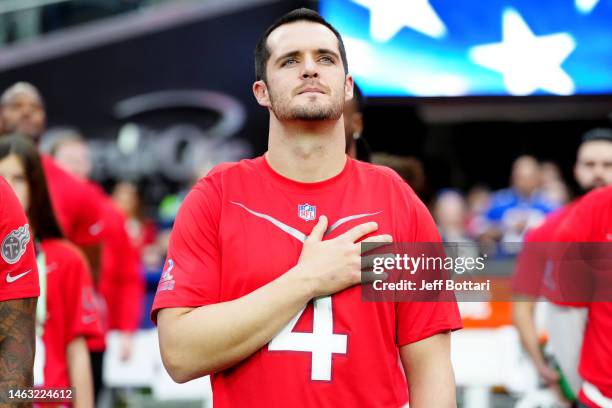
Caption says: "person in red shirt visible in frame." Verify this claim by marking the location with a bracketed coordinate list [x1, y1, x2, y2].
[513, 128, 612, 400]
[0, 82, 105, 275]
[0, 176, 39, 395]
[154, 8, 461, 408]
[47, 131, 144, 401]
[0, 135, 100, 407]
[551, 186, 612, 408]
[1, 82, 109, 402]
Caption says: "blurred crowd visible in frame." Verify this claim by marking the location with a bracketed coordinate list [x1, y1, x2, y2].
[2, 79, 609, 322]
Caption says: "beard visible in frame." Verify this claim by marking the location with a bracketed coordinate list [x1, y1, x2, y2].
[4, 120, 42, 143]
[268, 85, 344, 122]
[579, 179, 606, 196]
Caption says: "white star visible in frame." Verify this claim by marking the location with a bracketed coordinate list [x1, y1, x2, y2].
[575, 0, 600, 14]
[469, 8, 576, 96]
[352, 0, 447, 42]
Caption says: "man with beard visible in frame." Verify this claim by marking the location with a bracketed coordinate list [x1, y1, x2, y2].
[153, 8, 461, 408]
[513, 128, 612, 403]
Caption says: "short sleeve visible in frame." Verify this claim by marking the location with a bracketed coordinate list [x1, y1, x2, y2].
[393, 181, 462, 347]
[512, 228, 547, 298]
[151, 178, 222, 324]
[0, 177, 39, 301]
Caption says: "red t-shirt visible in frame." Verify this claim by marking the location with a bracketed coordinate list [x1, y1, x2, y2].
[152, 156, 462, 408]
[513, 202, 578, 302]
[86, 183, 143, 352]
[554, 186, 612, 406]
[39, 239, 102, 388]
[41, 156, 104, 246]
[0, 177, 39, 301]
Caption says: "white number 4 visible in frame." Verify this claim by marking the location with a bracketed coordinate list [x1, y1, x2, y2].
[268, 296, 347, 381]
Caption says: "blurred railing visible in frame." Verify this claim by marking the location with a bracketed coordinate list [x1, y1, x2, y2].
[0, 0, 185, 45]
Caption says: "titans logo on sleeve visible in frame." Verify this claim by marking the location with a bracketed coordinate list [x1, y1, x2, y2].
[2, 223, 31, 265]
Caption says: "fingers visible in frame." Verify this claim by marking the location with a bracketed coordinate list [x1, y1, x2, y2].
[361, 253, 395, 270]
[361, 270, 388, 284]
[307, 215, 328, 242]
[343, 221, 379, 243]
[361, 234, 393, 243]
[360, 235, 393, 257]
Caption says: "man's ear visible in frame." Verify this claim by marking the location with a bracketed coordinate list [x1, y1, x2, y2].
[253, 80, 271, 108]
[344, 74, 354, 102]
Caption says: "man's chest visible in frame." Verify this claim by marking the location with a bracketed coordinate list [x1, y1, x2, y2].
[216, 191, 393, 299]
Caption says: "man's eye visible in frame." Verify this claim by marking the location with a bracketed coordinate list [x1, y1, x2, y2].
[319, 56, 334, 64]
[283, 58, 297, 66]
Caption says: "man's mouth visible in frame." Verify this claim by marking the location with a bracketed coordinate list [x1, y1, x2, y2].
[298, 87, 325, 95]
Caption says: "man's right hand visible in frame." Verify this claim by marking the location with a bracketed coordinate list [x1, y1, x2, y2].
[293, 215, 392, 298]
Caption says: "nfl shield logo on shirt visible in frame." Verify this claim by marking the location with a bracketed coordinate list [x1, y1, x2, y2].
[298, 204, 316, 221]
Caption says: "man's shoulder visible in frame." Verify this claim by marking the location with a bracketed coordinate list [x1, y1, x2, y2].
[41, 238, 86, 265]
[199, 157, 261, 181]
[352, 159, 409, 186]
[578, 186, 612, 211]
[185, 158, 262, 207]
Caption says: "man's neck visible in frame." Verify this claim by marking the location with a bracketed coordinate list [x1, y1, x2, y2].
[266, 116, 347, 183]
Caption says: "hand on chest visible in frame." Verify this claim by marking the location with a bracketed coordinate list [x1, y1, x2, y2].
[220, 200, 389, 293]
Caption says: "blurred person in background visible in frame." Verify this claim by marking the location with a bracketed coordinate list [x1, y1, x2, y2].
[49, 130, 144, 403]
[371, 152, 428, 199]
[0, 176, 39, 397]
[343, 82, 370, 162]
[111, 181, 159, 269]
[482, 155, 556, 255]
[540, 161, 571, 207]
[0, 135, 98, 408]
[513, 128, 612, 405]
[552, 186, 612, 408]
[433, 189, 477, 246]
[0, 82, 105, 285]
[432, 189, 480, 275]
[465, 184, 492, 240]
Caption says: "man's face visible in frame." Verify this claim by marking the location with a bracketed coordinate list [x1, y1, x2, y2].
[0, 154, 30, 212]
[575, 140, 612, 192]
[511, 157, 541, 196]
[257, 21, 352, 122]
[1, 91, 46, 141]
[53, 141, 92, 180]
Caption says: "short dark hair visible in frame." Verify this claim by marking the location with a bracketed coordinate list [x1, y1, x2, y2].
[254, 8, 349, 82]
[582, 127, 612, 144]
[0, 135, 64, 241]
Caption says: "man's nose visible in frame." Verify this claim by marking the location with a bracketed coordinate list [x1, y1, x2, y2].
[301, 57, 319, 79]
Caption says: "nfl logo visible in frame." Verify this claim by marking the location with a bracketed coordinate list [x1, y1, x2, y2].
[298, 204, 316, 221]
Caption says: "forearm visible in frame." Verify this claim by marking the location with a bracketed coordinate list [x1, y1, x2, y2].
[66, 337, 94, 408]
[158, 265, 314, 382]
[513, 301, 546, 368]
[0, 298, 36, 407]
[407, 359, 456, 407]
[401, 333, 456, 408]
